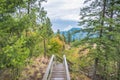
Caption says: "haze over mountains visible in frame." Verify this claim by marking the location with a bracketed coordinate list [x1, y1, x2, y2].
[60, 28, 87, 41]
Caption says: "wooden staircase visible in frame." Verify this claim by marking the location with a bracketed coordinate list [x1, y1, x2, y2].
[42, 55, 70, 80]
[51, 63, 66, 80]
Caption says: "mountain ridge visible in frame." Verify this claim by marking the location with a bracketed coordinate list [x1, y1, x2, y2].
[60, 28, 87, 41]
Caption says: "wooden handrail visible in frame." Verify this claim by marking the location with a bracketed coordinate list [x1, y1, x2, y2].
[42, 55, 55, 80]
[42, 55, 71, 80]
[63, 55, 71, 80]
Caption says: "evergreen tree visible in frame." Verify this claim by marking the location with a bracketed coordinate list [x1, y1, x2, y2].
[57, 29, 60, 34]
[62, 32, 66, 43]
[67, 31, 71, 45]
[38, 7, 53, 57]
[78, 0, 120, 79]
[0, 0, 53, 79]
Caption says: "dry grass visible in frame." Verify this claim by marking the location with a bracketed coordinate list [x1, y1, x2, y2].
[0, 56, 49, 80]
[19, 56, 49, 80]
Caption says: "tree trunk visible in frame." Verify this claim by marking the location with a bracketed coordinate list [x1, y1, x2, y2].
[100, 0, 106, 37]
[93, 58, 99, 80]
[109, 0, 114, 39]
[101, 0, 107, 80]
[27, 0, 30, 14]
[43, 38, 46, 57]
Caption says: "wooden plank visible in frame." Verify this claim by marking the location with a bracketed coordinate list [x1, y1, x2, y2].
[51, 74, 66, 78]
[50, 78, 66, 80]
[50, 63, 66, 79]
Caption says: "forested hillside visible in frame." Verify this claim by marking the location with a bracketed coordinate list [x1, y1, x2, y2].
[77, 0, 120, 80]
[0, 0, 54, 79]
[0, 0, 120, 80]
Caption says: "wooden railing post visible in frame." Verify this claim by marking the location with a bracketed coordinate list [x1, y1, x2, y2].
[42, 55, 55, 80]
[63, 55, 71, 80]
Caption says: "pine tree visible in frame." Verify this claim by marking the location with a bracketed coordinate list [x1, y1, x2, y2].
[62, 32, 66, 43]
[38, 7, 53, 57]
[78, 0, 120, 79]
[57, 29, 60, 34]
[67, 31, 71, 45]
[0, 0, 53, 79]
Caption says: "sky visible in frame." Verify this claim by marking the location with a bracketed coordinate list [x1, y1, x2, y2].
[42, 0, 84, 32]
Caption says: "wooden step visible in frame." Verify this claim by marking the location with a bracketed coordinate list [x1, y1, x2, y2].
[50, 63, 66, 79]
[53, 68, 65, 72]
[52, 71, 65, 72]
[51, 78, 66, 80]
[51, 76, 66, 78]
[52, 72, 65, 74]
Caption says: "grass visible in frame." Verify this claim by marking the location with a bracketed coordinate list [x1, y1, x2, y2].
[19, 56, 49, 80]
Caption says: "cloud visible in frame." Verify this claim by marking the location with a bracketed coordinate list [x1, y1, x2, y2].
[42, 0, 84, 21]
[60, 14, 80, 21]
[51, 19, 78, 32]
[63, 25, 73, 31]
[41, 0, 85, 32]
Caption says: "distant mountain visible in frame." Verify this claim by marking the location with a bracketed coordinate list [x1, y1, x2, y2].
[60, 28, 87, 41]
[69, 28, 81, 32]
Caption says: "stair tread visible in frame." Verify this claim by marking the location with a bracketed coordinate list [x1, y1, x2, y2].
[51, 78, 65, 80]
[50, 63, 66, 79]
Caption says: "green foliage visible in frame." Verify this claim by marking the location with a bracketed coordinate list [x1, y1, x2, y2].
[48, 37, 63, 54]
[0, 0, 24, 14]
[0, 36, 29, 69]
[71, 40, 81, 47]
[0, 0, 53, 79]
[67, 31, 71, 45]
[78, 0, 120, 79]
[39, 17, 53, 39]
